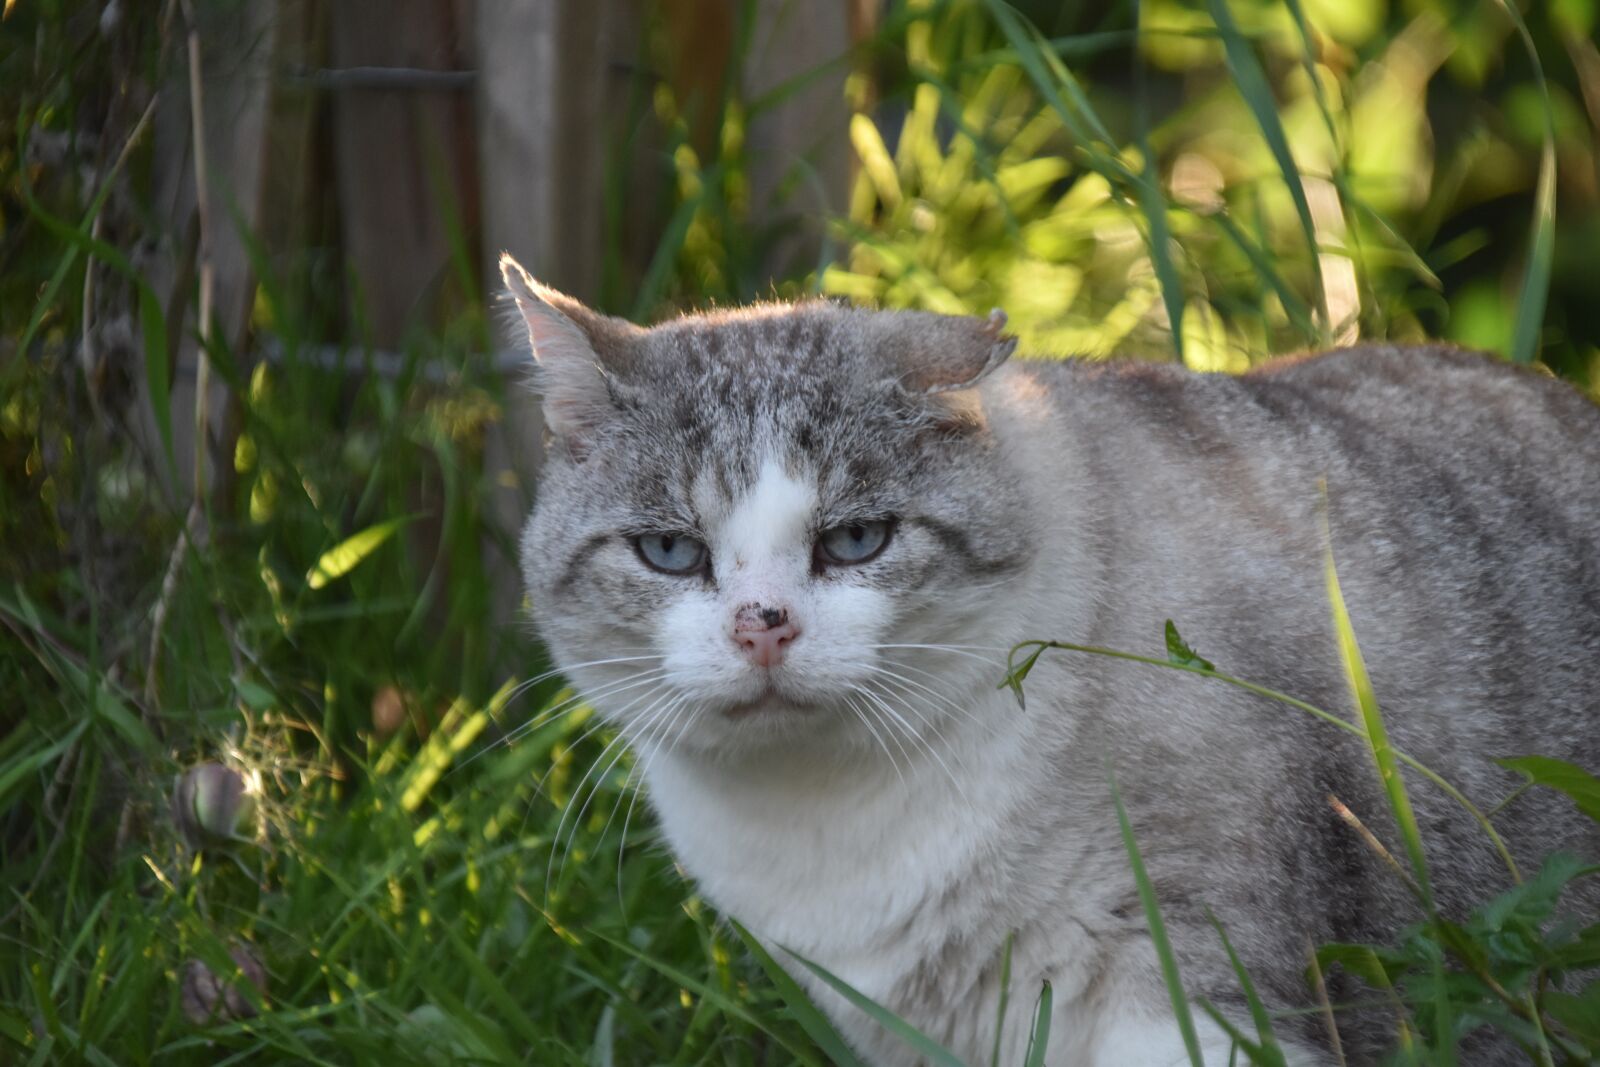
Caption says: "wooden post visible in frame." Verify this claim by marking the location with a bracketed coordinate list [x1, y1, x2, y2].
[475, 0, 641, 630]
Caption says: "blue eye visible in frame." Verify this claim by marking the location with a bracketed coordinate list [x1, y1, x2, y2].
[817, 520, 892, 566]
[635, 533, 707, 575]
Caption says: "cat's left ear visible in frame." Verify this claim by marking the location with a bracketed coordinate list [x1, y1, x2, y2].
[500, 253, 643, 457]
[886, 308, 1018, 395]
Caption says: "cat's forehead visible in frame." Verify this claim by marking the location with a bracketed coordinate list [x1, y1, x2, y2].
[616, 309, 908, 478]
[641, 303, 875, 400]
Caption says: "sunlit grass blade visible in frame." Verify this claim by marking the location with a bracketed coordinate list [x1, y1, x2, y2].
[1131, 0, 1188, 363]
[1207, 0, 1327, 345]
[1322, 541, 1458, 1064]
[1321, 546, 1430, 906]
[978, 0, 1193, 366]
[1110, 767, 1206, 1067]
[730, 920, 870, 1067]
[306, 515, 418, 590]
[784, 944, 967, 1067]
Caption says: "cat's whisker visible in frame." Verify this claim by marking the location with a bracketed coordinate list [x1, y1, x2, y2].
[570, 694, 685, 893]
[450, 698, 596, 777]
[843, 691, 906, 785]
[519, 677, 673, 826]
[499, 653, 666, 707]
[612, 695, 694, 910]
[546, 688, 682, 901]
[859, 669, 973, 768]
[857, 681, 969, 802]
[505, 652, 668, 700]
[861, 661, 978, 727]
[869, 642, 1009, 653]
[495, 669, 671, 751]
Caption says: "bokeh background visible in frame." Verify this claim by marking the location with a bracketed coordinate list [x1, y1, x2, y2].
[2, 0, 1597, 1062]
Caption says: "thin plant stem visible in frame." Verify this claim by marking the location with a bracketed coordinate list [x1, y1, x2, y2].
[1003, 640, 1522, 883]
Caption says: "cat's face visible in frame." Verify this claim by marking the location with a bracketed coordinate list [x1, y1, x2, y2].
[504, 255, 1034, 756]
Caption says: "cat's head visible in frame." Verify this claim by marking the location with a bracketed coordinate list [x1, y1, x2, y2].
[503, 254, 1035, 756]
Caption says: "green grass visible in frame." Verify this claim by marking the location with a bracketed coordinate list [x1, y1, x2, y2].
[4, 0, 1600, 1063]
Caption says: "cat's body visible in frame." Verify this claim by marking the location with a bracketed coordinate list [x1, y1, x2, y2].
[501, 254, 1600, 1066]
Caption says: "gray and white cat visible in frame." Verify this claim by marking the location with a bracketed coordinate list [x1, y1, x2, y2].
[500, 253, 1600, 1066]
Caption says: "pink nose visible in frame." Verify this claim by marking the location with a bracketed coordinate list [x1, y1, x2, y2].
[733, 605, 800, 668]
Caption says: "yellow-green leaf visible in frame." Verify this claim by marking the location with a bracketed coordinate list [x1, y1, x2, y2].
[306, 516, 414, 590]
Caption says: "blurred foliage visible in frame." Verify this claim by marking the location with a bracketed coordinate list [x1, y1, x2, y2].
[826, 0, 1598, 379]
[654, 0, 1600, 383]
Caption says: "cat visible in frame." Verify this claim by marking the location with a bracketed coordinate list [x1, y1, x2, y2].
[499, 252, 1600, 1066]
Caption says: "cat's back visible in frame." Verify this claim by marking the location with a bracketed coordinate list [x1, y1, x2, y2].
[1025, 343, 1600, 526]
[1243, 343, 1600, 476]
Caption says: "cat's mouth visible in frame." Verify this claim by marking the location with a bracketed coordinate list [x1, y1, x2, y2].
[720, 687, 818, 719]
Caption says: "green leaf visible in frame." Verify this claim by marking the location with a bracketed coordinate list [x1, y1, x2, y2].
[1544, 984, 1600, 1045]
[1165, 620, 1215, 672]
[1022, 981, 1052, 1067]
[783, 946, 967, 1067]
[729, 920, 870, 1067]
[306, 516, 416, 590]
[999, 642, 1047, 710]
[1111, 768, 1206, 1067]
[1497, 756, 1600, 824]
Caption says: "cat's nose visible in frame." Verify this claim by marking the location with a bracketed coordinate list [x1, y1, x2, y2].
[732, 604, 800, 668]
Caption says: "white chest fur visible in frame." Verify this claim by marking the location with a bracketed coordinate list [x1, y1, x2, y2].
[644, 693, 1046, 1061]
[642, 692, 1322, 1067]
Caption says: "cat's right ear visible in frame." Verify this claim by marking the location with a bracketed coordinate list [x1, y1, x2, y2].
[500, 253, 641, 458]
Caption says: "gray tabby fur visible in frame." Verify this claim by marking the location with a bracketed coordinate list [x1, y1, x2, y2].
[502, 254, 1600, 1066]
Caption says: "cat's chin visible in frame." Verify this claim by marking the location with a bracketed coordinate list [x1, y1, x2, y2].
[718, 691, 821, 720]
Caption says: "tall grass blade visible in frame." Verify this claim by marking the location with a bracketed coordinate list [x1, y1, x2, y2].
[1206, 0, 1327, 344]
[138, 287, 176, 474]
[1206, 910, 1286, 1067]
[1110, 768, 1206, 1067]
[630, 185, 708, 324]
[1321, 548, 1431, 905]
[1323, 542, 1456, 1064]
[1494, 0, 1557, 365]
[1022, 980, 1052, 1067]
[729, 920, 870, 1067]
[991, 931, 1015, 1067]
[589, 929, 827, 1066]
[785, 945, 967, 1067]
[1133, 1, 1188, 362]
